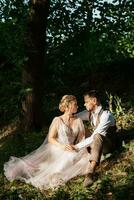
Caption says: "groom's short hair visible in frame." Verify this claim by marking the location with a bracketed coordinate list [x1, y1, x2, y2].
[84, 90, 101, 102]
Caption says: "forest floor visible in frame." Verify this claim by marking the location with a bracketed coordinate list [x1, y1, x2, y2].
[0, 99, 134, 200]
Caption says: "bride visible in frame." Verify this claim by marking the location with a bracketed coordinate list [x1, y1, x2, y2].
[4, 95, 90, 190]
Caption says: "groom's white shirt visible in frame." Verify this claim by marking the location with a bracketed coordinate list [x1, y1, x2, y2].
[76, 105, 115, 149]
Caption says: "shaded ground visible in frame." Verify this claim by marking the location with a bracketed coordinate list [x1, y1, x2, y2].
[0, 107, 134, 200]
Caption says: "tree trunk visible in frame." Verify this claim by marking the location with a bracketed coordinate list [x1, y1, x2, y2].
[22, 0, 50, 131]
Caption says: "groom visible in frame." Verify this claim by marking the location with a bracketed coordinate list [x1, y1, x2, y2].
[76, 90, 117, 187]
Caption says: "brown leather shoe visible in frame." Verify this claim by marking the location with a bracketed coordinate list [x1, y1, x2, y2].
[83, 173, 93, 187]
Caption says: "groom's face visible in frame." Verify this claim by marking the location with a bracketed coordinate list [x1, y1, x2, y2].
[84, 95, 97, 111]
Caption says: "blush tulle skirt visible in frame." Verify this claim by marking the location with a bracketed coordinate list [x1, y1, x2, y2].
[4, 143, 90, 190]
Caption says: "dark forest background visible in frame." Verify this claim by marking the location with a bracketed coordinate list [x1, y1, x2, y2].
[0, 0, 133, 130]
[0, 1, 134, 199]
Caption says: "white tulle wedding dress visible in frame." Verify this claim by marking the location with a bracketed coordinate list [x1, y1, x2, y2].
[4, 117, 90, 190]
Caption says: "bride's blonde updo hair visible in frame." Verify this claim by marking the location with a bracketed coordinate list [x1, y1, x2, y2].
[59, 95, 77, 112]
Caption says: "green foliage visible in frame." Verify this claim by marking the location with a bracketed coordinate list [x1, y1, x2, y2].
[105, 92, 134, 130]
[51, 188, 70, 199]
[106, 92, 125, 117]
[46, 0, 134, 90]
[95, 176, 114, 200]
[116, 29, 134, 58]
[0, 0, 28, 69]
[0, 0, 133, 71]
[0, 65, 21, 127]
[0, 0, 134, 126]
[47, 0, 95, 48]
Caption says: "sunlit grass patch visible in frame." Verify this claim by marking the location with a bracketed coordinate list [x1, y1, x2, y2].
[0, 103, 134, 199]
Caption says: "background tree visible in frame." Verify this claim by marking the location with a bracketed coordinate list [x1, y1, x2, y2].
[0, 0, 133, 127]
[22, 0, 50, 130]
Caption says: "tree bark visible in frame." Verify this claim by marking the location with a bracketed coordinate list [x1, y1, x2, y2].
[22, 0, 50, 131]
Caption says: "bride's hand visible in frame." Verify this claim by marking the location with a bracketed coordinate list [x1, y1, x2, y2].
[61, 144, 75, 151]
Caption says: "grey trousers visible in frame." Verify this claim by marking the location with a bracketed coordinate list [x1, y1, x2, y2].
[85, 129, 116, 164]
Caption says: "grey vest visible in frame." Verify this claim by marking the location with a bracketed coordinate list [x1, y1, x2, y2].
[89, 108, 116, 136]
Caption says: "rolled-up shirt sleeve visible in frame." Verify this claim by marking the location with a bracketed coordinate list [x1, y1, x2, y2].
[75, 111, 115, 150]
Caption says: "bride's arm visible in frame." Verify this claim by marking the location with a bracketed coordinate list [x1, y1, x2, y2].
[48, 122, 74, 151]
[71, 118, 86, 151]
[48, 125, 62, 148]
[73, 118, 92, 151]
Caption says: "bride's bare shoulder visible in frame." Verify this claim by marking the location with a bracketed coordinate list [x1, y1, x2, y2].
[75, 117, 84, 125]
[73, 116, 82, 122]
[51, 116, 61, 123]
[52, 116, 63, 122]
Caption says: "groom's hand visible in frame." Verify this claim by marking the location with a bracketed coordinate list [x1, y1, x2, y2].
[71, 145, 79, 152]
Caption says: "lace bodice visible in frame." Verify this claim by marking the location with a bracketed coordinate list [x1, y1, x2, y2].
[48, 117, 85, 145]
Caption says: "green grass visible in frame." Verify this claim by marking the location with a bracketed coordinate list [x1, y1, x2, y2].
[0, 107, 134, 200]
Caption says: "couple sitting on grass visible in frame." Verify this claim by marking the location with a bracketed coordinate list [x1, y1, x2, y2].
[4, 90, 117, 190]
